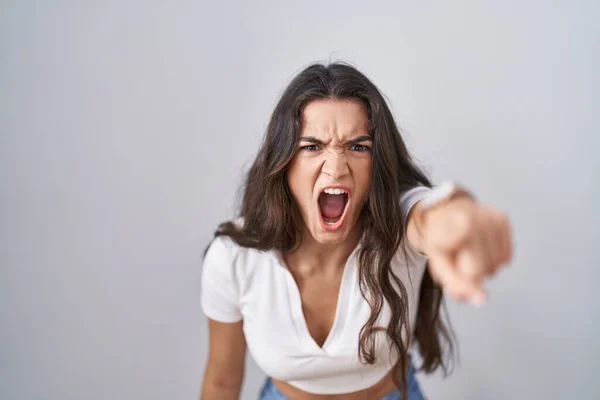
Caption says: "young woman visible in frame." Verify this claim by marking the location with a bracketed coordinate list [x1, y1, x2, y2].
[200, 63, 512, 400]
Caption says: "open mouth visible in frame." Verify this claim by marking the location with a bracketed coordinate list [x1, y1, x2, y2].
[318, 187, 350, 230]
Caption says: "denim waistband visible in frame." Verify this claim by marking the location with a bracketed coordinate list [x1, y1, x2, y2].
[258, 357, 425, 400]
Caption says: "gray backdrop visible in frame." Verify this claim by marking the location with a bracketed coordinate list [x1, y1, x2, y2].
[1, 1, 598, 399]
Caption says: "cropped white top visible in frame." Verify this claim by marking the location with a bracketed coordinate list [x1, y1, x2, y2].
[201, 187, 430, 394]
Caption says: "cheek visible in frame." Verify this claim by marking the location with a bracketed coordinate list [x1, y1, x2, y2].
[353, 159, 372, 194]
[287, 159, 317, 206]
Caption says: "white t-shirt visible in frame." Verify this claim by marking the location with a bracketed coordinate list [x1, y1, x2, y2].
[201, 187, 431, 394]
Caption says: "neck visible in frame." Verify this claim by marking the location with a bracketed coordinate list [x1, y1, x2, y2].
[284, 224, 362, 275]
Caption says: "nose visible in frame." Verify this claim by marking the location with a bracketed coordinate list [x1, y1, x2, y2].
[321, 150, 350, 179]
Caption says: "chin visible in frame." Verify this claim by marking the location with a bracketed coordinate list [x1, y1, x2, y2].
[310, 226, 351, 245]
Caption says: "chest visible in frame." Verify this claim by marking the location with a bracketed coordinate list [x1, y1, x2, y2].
[236, 249, 426, 382]
[293, 271, 343, 348]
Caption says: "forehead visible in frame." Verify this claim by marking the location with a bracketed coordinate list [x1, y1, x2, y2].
[301, 98, 369, 140]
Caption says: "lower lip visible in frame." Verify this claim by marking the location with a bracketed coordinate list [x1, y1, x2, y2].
[318, 198, 350, 232]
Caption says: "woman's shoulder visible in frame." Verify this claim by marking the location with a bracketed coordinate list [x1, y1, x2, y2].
[205, 233, 235, 255]
[205, 233, 252, 266]
[203, 230, 279, 300]
[204, 220, 275, 273]
[205, 217, 247, 257]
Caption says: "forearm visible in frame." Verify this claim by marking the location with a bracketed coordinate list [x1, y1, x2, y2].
[400, 186, 431, 253]
[403, 183, 476, 255]
[200, 366, 244, 400]
[200, 382, 241, 400]
[405, 199, 427, 254]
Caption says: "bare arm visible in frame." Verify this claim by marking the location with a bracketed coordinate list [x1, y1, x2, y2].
[200, 318, 246, 400]
[405, 184, 474, 255]
[406, 199, 432, 254]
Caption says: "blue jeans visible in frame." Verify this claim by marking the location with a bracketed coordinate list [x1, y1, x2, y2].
[258, 359, 425, 400]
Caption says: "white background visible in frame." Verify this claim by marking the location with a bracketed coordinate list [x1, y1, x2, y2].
[1, 1, 598, 399]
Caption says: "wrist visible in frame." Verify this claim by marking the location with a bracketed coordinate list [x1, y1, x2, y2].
[420, 182, 475, 210]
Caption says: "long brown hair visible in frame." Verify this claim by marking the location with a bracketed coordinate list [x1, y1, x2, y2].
[211, 62, 455, 394]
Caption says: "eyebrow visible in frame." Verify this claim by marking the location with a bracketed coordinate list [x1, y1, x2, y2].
[299, 135, 373, 145]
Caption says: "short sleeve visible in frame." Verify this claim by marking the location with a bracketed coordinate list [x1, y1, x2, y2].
[400, 186, 431, 231]
[200, 236, 243, 323]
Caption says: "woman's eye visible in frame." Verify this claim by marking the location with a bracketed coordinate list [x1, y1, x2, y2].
[350, 144, 371, 152]
[301, 145, 319, 152]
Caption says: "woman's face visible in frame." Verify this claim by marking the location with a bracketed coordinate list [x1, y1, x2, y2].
[287, 98, 373, 245]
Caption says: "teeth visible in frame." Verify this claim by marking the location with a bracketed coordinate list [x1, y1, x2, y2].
[323, 188, 348, 195]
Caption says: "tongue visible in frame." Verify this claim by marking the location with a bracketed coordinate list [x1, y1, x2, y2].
[319, 194, 345, 219]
